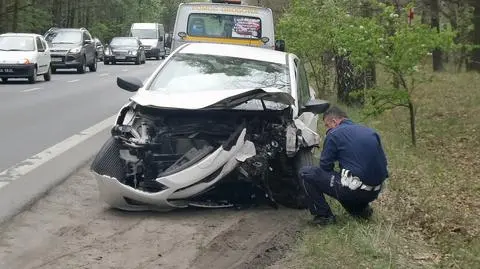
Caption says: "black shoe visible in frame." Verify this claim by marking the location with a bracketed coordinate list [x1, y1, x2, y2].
[310, 215, 336, 226]
[352, 206, 373, 220]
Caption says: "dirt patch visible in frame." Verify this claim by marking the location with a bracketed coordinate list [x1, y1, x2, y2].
[0, 162, 304, 269]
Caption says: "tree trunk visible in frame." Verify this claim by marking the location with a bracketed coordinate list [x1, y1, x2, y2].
[468, 2, 480, 71]
[12, 0, 19, 32]
[431, 0, 444, 71]
[408, 100, 416, 146]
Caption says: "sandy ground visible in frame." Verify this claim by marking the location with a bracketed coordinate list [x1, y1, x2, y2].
[0, 162, 305, 269]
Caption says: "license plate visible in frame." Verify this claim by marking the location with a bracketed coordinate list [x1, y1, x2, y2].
[52, 57, 63, 62]
[0, 68, 14, 73]
[116, 56, 126, 60]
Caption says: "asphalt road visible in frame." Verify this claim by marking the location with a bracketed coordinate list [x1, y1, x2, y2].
[0, 60, 161, 172]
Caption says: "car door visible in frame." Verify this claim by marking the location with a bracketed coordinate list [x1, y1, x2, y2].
[294, 57, 318, 133]
[35, 37, 48, 74]
[41, 37, 51, 70]
[83, 31, 94, 63]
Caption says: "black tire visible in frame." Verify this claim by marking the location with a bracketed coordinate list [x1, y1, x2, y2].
[43, 65, 52, 81]
[1, 78, 7, 83]
[51, 67, 57, 74]
[292, 148, 315, 209]
[89, 56, 97, 72]
[28, 68, 37, 84]
[135, 56, 140, 65]
[104, 61, 109, 65]
[77, 56, 86, 74]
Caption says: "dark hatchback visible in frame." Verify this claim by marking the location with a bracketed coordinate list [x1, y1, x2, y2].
[104, 37, 146, 65]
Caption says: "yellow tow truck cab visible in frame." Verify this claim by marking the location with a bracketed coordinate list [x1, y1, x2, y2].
[171, 0, 285, 52]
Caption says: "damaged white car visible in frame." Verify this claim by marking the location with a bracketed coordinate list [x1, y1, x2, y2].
[90, 43, 330, 211]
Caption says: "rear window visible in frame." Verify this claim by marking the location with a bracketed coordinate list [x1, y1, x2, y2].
[187, 13, 262, 39]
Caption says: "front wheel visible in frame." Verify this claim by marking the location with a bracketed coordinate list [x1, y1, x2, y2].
[77, 56, 86, 74]
[28, 68, 37, 84]
[89, 56, 97, 72]
[43, 65, 52, 81]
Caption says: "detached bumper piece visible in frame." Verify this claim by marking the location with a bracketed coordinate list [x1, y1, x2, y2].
[0, 64, 35, 78]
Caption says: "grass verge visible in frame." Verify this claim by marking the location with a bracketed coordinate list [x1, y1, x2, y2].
[274, 69, 480, 269]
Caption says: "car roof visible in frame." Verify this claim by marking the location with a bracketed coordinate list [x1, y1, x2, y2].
[0, 33, 41, 38]
[177, 43, 288, 65]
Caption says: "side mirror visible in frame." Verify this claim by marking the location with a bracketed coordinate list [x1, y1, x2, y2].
[84, 40, 92, 45]
[275, 40, 285, 52]
[117, 76, 143, 92]
[299, 99, 330, 115]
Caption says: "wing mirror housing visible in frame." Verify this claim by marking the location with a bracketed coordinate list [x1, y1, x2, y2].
[275, 39, 285, 52]
[299, 99, 330, 115]
[117, 76, 143, 92]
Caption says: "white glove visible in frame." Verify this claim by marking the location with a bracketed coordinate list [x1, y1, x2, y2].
[340, 168, 362, 190]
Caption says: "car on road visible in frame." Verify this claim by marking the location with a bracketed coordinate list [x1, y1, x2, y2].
[0, 33, 52, 84]
[103, 37, 146, 65]
[129, 23, 166, 60]
[91, 42, 329, 212]
[94, 37, 105, 61]
[44, 27, 97, 74]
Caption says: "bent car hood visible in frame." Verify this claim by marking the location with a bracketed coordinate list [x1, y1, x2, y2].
[130, 88, 295, 110]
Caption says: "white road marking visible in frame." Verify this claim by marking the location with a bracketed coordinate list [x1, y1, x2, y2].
[22, 87, 41, 92]
[99, 73, 109, 77]
[67, 79, 80, 83]
[0, 114, 117, 183]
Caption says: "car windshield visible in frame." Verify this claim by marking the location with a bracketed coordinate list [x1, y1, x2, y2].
[131, 29, 157, 39]
[187, 13, 262, 39]
[148, 53, 290, 93]
[45, 31, 82, 44]
[110, 38, 138, 46]
[0, 36, 35, 51]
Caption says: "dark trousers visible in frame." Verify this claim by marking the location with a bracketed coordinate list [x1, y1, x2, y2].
[298, 166, 381, 217]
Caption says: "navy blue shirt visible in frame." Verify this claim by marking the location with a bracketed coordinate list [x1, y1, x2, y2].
[319, 119, 389, 185]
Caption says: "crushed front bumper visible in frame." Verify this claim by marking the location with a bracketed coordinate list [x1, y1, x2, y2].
[92, 128, 256, 211]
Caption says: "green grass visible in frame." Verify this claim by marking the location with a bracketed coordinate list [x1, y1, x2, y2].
[280, 68, 480, 268]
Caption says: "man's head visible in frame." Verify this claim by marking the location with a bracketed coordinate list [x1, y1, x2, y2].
[323, 106, 348, 130]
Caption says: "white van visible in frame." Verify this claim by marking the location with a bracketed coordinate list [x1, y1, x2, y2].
[130, 23, 166, 59]
[171, 1, 285, 52]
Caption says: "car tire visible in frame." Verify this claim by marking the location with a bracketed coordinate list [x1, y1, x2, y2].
[43, 65, 52, 81]
[135, 56, 140, 65]
[1, 78, 7, 83]
[77, 56, 86, 74]
[51, 67, 57, 74]
[28, 68, 37, 84]
[89, 56, 97, 72]
[104, 60, 109, 65]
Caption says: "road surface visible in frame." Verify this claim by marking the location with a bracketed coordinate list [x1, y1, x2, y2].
[0, 61, 160, 172]
[0, 163, 303, 269]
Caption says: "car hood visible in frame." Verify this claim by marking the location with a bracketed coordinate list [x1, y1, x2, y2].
[0, 51, 37, 64]
[130, 88, 295, 110]
[139, 39, 158, 47]
[110, 46, 138, 51]
[48, 42, 82, 50]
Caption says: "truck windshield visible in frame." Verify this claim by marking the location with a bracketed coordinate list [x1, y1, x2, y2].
[187, 13, 262, 39]
[131, 29, 157, 39]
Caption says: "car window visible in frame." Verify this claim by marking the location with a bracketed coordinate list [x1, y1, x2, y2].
[148, 53, 290, 93]
[83, 32, 91, 42]
[0, 36, 35, 51]
[187, 13, 262, 39]
[131, 29, 157, 39]
[45, 31, 82, 44]
[294, 58, 310, 106]
[36, 37, 44, 51]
